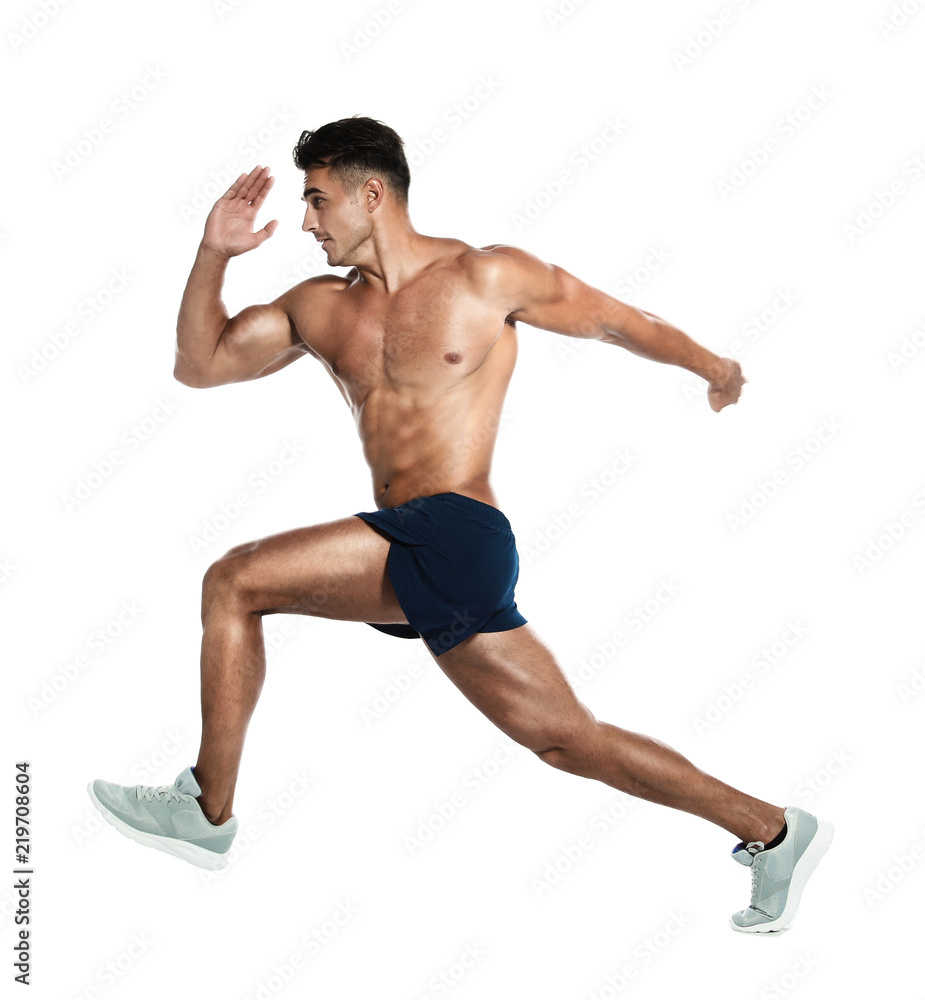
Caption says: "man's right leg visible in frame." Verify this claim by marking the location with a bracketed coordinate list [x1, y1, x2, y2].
[193, 515, 407, 824]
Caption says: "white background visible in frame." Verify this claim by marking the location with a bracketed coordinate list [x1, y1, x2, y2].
[3, 0, 924, 996]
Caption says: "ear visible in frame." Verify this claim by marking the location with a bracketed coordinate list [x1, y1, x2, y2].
[362, 176, 386, 213]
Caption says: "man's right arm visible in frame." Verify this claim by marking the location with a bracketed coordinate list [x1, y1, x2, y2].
[174, 242, 308, 388]
[174, 164, 310, 389]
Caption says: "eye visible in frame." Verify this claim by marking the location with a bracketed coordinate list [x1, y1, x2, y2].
[314, 198, 324, 207]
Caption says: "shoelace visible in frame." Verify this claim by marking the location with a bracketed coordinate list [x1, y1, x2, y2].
[748, 850, 774, 917]
[136, 785, 184, 804]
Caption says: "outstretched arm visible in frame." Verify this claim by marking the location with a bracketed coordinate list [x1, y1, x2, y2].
[486, 245, 745, 412]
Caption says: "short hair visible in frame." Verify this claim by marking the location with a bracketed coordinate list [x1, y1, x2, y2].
[292, 115, 410, 205]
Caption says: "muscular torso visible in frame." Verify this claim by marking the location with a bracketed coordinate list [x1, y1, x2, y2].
[287, 238, 516, 510]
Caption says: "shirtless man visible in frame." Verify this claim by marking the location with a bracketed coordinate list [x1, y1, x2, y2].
[89, 116, 831, 931]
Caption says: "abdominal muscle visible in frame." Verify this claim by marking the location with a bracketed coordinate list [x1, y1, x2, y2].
[358, 372, 508, 510]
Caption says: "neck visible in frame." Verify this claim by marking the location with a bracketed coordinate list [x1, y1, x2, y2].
[352, 216, 435, 293]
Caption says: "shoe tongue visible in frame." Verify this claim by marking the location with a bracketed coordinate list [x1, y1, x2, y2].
[174, 767, 201, 797]
[731, 840, 764, 865]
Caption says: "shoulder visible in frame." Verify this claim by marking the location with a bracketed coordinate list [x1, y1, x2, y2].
[452, 242, 555, 296]
[273, 270, 355, 319]
[272, 271, 356, 312]
[453, 244, 611, 333]
[267, 272, 357, 356]
[450, 243, 566, 320]
[457, 241, 548, 274]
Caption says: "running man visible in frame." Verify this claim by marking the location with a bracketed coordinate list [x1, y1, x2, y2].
[89, 116, 831, 931]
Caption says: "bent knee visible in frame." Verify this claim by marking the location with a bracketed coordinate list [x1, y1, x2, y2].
[202, 543, 262, 602]
[534, 745, 575, 770]
[221, 540, 261, 561]
[516, 716, 600, 762]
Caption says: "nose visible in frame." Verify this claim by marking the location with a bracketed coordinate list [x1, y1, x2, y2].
[301, 206, 317, 234]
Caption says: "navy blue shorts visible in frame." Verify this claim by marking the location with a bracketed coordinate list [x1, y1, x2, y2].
[354, 491, 527, 656]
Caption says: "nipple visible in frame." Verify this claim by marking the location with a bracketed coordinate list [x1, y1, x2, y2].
[444, 351, 462, 364]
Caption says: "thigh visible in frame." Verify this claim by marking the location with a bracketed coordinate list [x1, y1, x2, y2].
[426, 623, 597, 750]
[212, 515, 409, 624]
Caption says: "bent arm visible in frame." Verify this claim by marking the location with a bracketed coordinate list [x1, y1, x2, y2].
[174, 243, 308, 388]
[491, 245, 729, 385]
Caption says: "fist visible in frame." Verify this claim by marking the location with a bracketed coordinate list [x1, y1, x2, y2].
[707, 358, 746, 412]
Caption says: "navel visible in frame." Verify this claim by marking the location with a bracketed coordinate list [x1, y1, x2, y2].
[444, 351, 462, 364]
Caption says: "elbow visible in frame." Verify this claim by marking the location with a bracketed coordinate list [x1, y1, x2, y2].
[173, 362, 216, 389]
[173, 346, 221, 388]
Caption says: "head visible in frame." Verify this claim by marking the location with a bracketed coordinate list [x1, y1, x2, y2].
[292, 116, 411, 266]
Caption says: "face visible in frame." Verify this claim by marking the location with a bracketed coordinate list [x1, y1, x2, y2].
[300, 166, 372, 268]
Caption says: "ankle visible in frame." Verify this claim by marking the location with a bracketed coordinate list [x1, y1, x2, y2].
[197, 798, 229, 825]
[748, 806, 787, 845]
[205, 807, 233, 826]
[190, 766, 231, 824]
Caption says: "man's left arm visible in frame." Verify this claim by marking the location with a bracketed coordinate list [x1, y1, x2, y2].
[484, 245, 745, 412]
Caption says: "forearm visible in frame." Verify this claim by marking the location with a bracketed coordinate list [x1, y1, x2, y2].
[603, 308, 726, 384]
[175, 243, 232, 377]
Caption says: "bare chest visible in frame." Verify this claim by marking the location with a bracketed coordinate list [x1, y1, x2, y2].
[314, 279, 509, 391]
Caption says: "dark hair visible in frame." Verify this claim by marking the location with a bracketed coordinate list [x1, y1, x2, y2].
[292, 115, 410, 205]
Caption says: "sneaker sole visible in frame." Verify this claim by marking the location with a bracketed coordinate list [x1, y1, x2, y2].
[729, 819, 834, 933]
[87, 783, 231, 871]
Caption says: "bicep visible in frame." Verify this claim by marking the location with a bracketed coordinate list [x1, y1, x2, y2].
[491, 245, 647, 343]
[206, 301, 309, 385]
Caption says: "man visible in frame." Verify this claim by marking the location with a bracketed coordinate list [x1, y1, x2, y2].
[88, 116, 831, 932]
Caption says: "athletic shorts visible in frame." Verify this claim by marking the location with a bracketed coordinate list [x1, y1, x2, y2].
[354, 491, 527, 657]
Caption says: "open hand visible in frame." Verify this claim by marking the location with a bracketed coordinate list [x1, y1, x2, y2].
[707, 358, 746, 412]
[202, 165, 278, 258]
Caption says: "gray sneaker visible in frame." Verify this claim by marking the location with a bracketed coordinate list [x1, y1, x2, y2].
[730, 805, 833, 932]
[87, 766, 237, 870]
